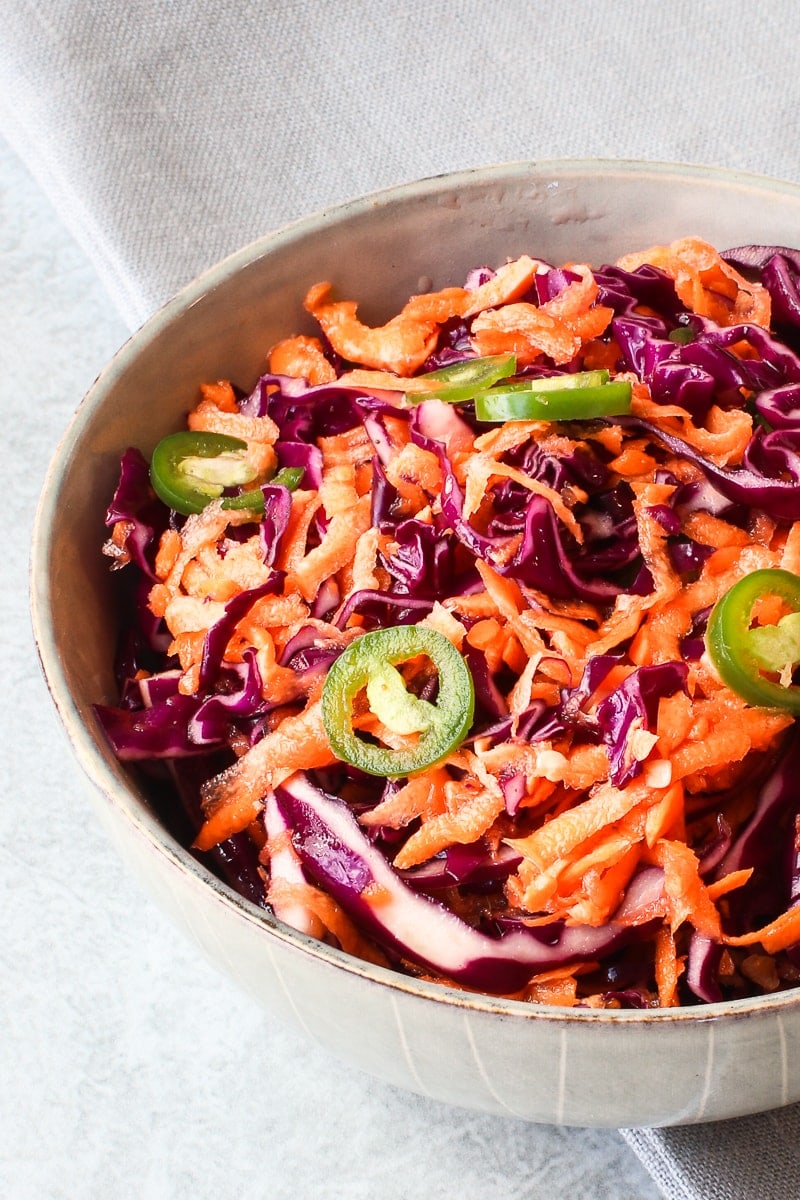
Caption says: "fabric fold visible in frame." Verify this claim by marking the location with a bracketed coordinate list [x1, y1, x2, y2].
[623, 1108, 800, 1200]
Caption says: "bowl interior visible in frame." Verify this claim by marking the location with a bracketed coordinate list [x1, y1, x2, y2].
[31, 157, 800, 1027]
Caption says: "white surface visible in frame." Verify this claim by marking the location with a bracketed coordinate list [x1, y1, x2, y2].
[1, 136, 661, 1200]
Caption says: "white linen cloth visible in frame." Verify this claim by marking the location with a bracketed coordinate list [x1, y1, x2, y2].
[5, 2, 800, 1195]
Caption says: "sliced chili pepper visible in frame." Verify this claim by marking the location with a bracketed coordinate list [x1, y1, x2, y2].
[473, 372, 631, 423]
[706, 568, 800, 710]
[150, 432, 302, 516]
[272, 466, 305, 490]
[321, 625, 475, 777]
[408, 353, 517, 403]
[220, 465, 305, 511]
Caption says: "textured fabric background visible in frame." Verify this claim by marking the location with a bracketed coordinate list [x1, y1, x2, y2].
[3, 1, 800, 329]
[5, 3, 800, 1196]
[625, 1109, 800, 1199]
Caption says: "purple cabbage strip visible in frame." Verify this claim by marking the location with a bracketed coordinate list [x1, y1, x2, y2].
[668, 539, 714, 577]
[754, 382, 800, 429]
[333, 588, 434, 630]
[188, 650, 264, 745]
[310, 577, 340, 621]
[612, 865, 666, 923]
[198, 572, 283, 689]
[723, 247, 800, 344]
[535, 266, 581, 304]
[744, 426, 800, 491]
[421, 326, 474, 370]
[378, 518, 458, 598]
[685, 934, 724, 1004]
[137, 670, 183, 707]
[612, 316, 673, 378]
[595, 262, 684, 323]
[370, 457, 400, 527]
[697, 814, 733, 879]
[95, 648, 268, 760]
[558, 654, 620, 726]
[274, 440, 323, 490]
[559, 658, 689, 786]
[468, 699, 565, 751]
[274, 773, 653, 994]
[410, 410, 623, 602]
[112, 579, 171, 688]
[595, 662, 689, 787]
[399, 843, 523, 893]
[279, 625, 344, 672]
[462, 643, 509, 722]
[274, 626, 345, 697]
[258, 484, 293, 568]
[695, 319, 800, 384]
[95, 692, 218, 760]
[499, 770, 527, 816]
[104, 447, 167, 579]
[613, 314, 786, 425]
[717, 728, 800, 936]
[614, 414, 800, 522]
[241, 372, 363, 438]
[507, 495, 623, 601]
[723, 245, 800, 274]
[762, 252, 800, 335]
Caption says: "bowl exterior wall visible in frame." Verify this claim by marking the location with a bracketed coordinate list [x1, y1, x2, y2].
[32, 160, 800, 1126]
[86, 770, 800, 1127]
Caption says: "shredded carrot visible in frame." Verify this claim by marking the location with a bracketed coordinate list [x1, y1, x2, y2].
[525, 971, 580, 1007]
[725, 904, 800, 954]
[267, 878, 388, 964]
[268, 334, 337, 384]
[199, 379, 238, 412]
[187, 398, 280, 448]
[616, 237, 771, 328]
[647, 839, 721, 939]
[393, 783, 506, 870]
[706, 868, 754, 902]
[195, 698, 336, 849]
[288, 495, 372, 602]
[508, 777, 654, 875]
[654, 925, 683, 1008]
[359, 768, 450, 829]
[154, 528, 182, 579]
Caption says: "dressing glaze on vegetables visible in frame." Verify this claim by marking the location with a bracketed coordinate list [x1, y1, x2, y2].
[97, 237, 800, 1009]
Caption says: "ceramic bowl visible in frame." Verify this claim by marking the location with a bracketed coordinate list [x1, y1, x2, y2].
[31, 160, 800, 1127]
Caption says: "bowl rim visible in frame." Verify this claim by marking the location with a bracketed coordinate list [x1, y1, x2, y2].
[31, 155, 800, 1026]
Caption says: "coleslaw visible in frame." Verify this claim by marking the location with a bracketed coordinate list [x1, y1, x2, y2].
[97, 236, 800, 1008]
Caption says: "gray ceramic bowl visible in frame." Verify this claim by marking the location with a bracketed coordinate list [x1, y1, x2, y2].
[31, 160, 800, 1127]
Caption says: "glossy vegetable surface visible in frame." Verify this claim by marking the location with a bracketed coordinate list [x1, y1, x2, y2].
[96, 237, 800, 1008]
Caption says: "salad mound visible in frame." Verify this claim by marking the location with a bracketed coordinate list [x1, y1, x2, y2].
[98, 236, 800, 1008]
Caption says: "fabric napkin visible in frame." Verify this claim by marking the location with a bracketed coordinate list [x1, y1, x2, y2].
[4, 0, 800, 330]
[6, 2, 800, 1196]
[624, 1111, 800, 1200]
